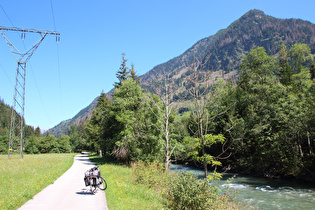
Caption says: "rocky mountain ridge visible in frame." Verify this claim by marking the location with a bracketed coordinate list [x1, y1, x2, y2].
[48, 9, 315, 136]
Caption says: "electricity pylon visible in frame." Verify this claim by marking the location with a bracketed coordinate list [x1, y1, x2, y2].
[0, 26, 60, 159]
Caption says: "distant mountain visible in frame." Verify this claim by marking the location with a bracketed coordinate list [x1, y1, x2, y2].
[141, 9, 315, 91]
[48, 97, 98, 136]
[48, 9, 315, 137]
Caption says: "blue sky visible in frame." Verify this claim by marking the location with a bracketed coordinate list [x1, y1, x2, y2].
[0, 0, 314, 130]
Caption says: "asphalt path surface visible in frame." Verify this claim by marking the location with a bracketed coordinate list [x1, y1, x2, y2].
[19, 154, 108, 210]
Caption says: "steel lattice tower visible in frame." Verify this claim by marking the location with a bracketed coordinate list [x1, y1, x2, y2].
[0, 26, 60, 159]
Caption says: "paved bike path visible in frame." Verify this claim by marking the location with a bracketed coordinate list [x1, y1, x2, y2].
[19, 153, 108, 210]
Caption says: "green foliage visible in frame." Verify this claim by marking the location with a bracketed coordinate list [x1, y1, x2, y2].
[24, 135, 40, 154]
[23, 130, 85, 155]
[85, 43, 314, 180]
[132, 161, 169, 190]
[188, 134, 225, 168]
[58, 135, 72, 153]
[165, 172, 239, 210]
[130, 161, 241, 210]
[112, 78, 146, 161]
[0, 100, 84, 155]
[166, 172, 215, 209]
[49, 10, 315, 142]
[87, 62, 163, 163]
[114, 53, 140, 88]
[0, 132, 8, 154]
[229, 44, 315, 177]
[86, 92, 117, 154]
[0, 100, 37, 154]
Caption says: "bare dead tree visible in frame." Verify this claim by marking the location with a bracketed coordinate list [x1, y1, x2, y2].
[186, 59, 212, 177]
[148, 73, 176, 171]
[186, 59, 240, 177]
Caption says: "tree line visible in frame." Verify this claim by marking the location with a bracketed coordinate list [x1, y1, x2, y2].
[0, 100, 90, 154]
[1, 43, 314, 180]
[86, 43, 314, 179]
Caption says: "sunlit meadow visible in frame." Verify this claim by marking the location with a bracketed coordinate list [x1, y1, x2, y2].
[0, 153, 75, 209]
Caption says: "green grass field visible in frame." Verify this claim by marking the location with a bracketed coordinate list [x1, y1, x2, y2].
[0, 153, 243, 210]
[0, 153, 75, 210]
[89, 154, 165, 210]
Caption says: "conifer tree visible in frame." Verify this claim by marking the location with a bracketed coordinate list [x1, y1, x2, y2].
[114, 52, 129, 88]
[129, 63, 141, 84]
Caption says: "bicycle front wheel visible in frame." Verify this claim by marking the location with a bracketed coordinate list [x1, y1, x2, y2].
[97, 176, 107, 190]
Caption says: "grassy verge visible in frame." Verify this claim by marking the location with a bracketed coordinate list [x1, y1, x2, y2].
[89, 154, 164, 209]
[89, 154, 246, 209]
[0, 153, 76, 210]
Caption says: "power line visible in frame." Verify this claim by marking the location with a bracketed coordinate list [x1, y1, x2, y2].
[28, 62, 52, 126]
[56, 44, 63, 119]
[0, 63, 14, 87]
[50, 0, 57, 31]
[0, 4, 14, 27]
[50, 0, 64, 120]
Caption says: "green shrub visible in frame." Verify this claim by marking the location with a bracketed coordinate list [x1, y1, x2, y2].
[131, 161, 248, 209]
[165, 172, 221, 209]
[132, 162, 244, 209]
[132, 161, 169, 191]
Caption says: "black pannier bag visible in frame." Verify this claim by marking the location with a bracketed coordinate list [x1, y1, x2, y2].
[84, 167, 101, 186]
[84, 171, 91, 186]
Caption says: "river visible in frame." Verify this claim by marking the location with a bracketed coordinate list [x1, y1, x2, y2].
[170, 164, 315, 209]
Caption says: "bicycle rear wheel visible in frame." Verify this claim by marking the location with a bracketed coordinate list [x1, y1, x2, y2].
[90, 185, 98, 194]
[97, 176, 107, 190]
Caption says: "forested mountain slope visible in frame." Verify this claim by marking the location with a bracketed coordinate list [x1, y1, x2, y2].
[141, 9, 315, 90]
[49, 9, 315, 136]
[0, 99, 34, 152]
[48, 97, 98, 137]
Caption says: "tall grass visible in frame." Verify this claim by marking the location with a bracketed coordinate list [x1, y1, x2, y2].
[0, 153, 75, 210]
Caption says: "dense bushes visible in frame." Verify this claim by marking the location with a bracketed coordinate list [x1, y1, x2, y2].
[133, 161, 169, 191]
[224, 44, 315, 177]
[23, 127, 90, 154]
[166, 172, 220, 209]
[132, 162, 242, 209]
[0, 125, 90, 155]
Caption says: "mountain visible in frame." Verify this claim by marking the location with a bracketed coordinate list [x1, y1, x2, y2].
[48, 97, 98, 136]
[48, 9, 315, 137]
[141, 9, 315, 89]
[0, 99, 35, 152]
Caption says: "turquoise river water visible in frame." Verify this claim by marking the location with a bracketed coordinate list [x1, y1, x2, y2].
[170, 164, 315, 209]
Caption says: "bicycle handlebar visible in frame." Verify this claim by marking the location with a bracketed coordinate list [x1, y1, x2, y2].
[89, 165, 101, 172]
